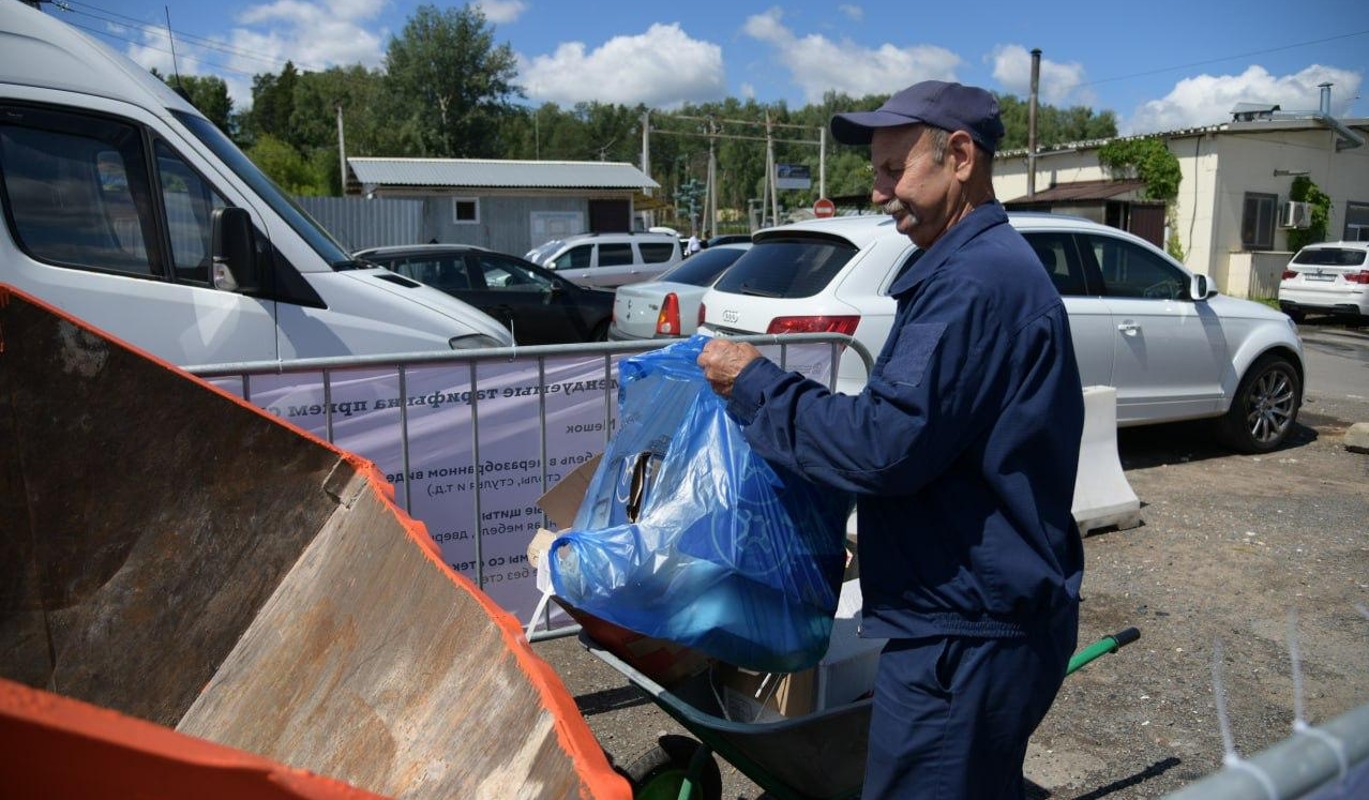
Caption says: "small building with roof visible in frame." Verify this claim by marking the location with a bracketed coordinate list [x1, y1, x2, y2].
[992, 85, 1369, 299]
[300, 157, 660, 257]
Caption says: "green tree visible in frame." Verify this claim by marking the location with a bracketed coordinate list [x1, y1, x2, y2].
[384, 4, 521, 157]
[996, 94, 1117, 151]
[245, 134, 329, 195]
[1097, 138, 1181, 201]
[1098, 138, 1185, 260]
[152, 69, 234, 137]
[245, 61, 301, 148]
[1287, 176, 1331, 251]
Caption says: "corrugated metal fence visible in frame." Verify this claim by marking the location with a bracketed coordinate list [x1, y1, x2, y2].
[296, 196, 426, 251]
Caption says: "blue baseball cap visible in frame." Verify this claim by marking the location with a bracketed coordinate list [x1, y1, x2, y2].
[830, 80, 1005, 153]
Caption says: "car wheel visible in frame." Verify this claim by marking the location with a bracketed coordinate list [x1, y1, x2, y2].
[620, 735, 722, 800]
[1215, 353, 1301, 453]
[1282, 307, 1305, 323]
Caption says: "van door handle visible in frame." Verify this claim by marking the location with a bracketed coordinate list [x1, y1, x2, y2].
[1117, 321, 1140, 336]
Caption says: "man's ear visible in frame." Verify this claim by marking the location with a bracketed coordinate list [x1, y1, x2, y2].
[948, 130, 978, 180]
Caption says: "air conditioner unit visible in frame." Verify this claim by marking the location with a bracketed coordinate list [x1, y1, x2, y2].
[1280, 200, 1311, 229]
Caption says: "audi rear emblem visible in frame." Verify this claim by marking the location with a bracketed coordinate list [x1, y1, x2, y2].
[722, 310, 740, 324]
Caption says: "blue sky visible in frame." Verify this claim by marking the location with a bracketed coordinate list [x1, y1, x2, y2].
[46, 0, 1369, 135]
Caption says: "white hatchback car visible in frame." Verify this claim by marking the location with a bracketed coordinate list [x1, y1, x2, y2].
[1277, 241, 1369, 322]
[699, 213, 1306, 453]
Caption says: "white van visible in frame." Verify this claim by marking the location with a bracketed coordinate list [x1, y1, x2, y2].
[0, 4, 512, 368]
[524, 232, 681, 288]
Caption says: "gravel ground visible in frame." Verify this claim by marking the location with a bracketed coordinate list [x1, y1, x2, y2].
[534, 343, 1369, 799]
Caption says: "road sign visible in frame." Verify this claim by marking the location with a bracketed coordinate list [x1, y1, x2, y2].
[814, 197, 835, 218]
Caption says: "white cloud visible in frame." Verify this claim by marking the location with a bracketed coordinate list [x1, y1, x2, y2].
[477, 1, 527, 24]
[518, 23, 725, 107]
[838, 4, 863, 22]
[742, 7, 959, 103]
[988, 44, 1094, 106]
[123, 0, 389, 107]
[1125, 64, 1364, 135]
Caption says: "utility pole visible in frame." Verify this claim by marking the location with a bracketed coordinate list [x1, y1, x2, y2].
[819, 125, 827, 200]
[765, 112, 778, 227]
[336, 104, 347, 196]
[1028, 48, 1041, 199]
[640, 110, 650, 197]
[706, 119, 718, 239]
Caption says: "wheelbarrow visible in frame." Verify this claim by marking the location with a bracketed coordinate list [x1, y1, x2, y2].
[586, 626, 1141, 800]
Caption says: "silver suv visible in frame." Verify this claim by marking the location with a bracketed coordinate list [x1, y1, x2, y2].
[699, 213, 1306, 453]
[525, 232, 682, 288]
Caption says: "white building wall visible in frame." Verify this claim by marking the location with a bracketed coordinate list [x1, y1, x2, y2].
[994, 123, 1369, 297]
[993, 149, 1107, 204]
[1169, 134, 1219, 275]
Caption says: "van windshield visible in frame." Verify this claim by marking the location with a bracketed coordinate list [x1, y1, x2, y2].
[172, 111, 357, 269]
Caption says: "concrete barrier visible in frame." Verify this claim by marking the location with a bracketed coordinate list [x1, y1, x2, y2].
[1072, 385, 1142, 536]
[0, 285, 628, 799]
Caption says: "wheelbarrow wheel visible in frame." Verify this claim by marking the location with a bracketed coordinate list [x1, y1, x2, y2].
[621, 734, 722, 800]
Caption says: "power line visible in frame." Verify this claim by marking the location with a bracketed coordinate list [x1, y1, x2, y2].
[62, 20, 263, 78]
[66, 0, 297, 64]
[1080, 28, 1369, 89]
[59, 1, 329, 75]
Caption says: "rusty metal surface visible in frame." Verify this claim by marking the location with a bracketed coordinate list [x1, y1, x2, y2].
[0, 288, 629, 799]
[0, 294, 345, 725]
[179, 475, 593, 798]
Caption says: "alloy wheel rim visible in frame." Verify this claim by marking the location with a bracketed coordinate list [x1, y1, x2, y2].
[1245, 368, 1296, 445]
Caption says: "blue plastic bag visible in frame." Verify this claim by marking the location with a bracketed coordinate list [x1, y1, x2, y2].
[550, 335, 854, 673]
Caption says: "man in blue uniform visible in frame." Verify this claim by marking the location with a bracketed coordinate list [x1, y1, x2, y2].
[697, 81, 1085, 798]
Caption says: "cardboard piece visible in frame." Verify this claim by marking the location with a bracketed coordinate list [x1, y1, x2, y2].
[537, 454, 602, 530]
[718, 664, 817, 723]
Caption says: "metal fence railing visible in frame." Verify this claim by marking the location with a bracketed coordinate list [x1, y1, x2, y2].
[190, 333, 872, 638]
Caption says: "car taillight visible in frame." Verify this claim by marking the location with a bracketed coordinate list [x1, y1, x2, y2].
[765, 315, 861, 336]
[1345, 271, 1369, 284]
[1281, 270, 1299, 280]
[656, 293, 681, 335]
[698, 302, 706, 328]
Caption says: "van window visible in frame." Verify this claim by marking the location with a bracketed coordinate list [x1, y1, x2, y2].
[173, 110, 353, 267]
[0, 106, 156, 276]
[599, 242, 633, 266]
[552, 245, 592, 270]
[156, 140, 226, 284]
[639, 241, 676, 263]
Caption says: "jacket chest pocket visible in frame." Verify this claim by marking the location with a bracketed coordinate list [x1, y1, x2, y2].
[878, 322, 946, 389]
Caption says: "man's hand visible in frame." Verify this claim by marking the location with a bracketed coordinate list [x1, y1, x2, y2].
[697, 338, 763, 398]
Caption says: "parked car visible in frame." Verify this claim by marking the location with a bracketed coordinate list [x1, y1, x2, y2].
[609, 243, 751, 341]
[355, 244, 614, 344]
[699, 213, 1305, 453]
[1277, 241, 1369, 322]
[525, 232, 682, 288]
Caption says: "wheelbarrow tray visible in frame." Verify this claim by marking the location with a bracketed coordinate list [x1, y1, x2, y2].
[581, 624, 1140, 800]
[581, 632, 870, 800]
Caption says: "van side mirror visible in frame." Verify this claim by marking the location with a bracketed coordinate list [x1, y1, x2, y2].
[1189, 273, 1217, 301]
[211, 207, 260, 293]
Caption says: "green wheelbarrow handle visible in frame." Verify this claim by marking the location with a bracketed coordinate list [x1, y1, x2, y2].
[1066, 627, 1141, 676]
